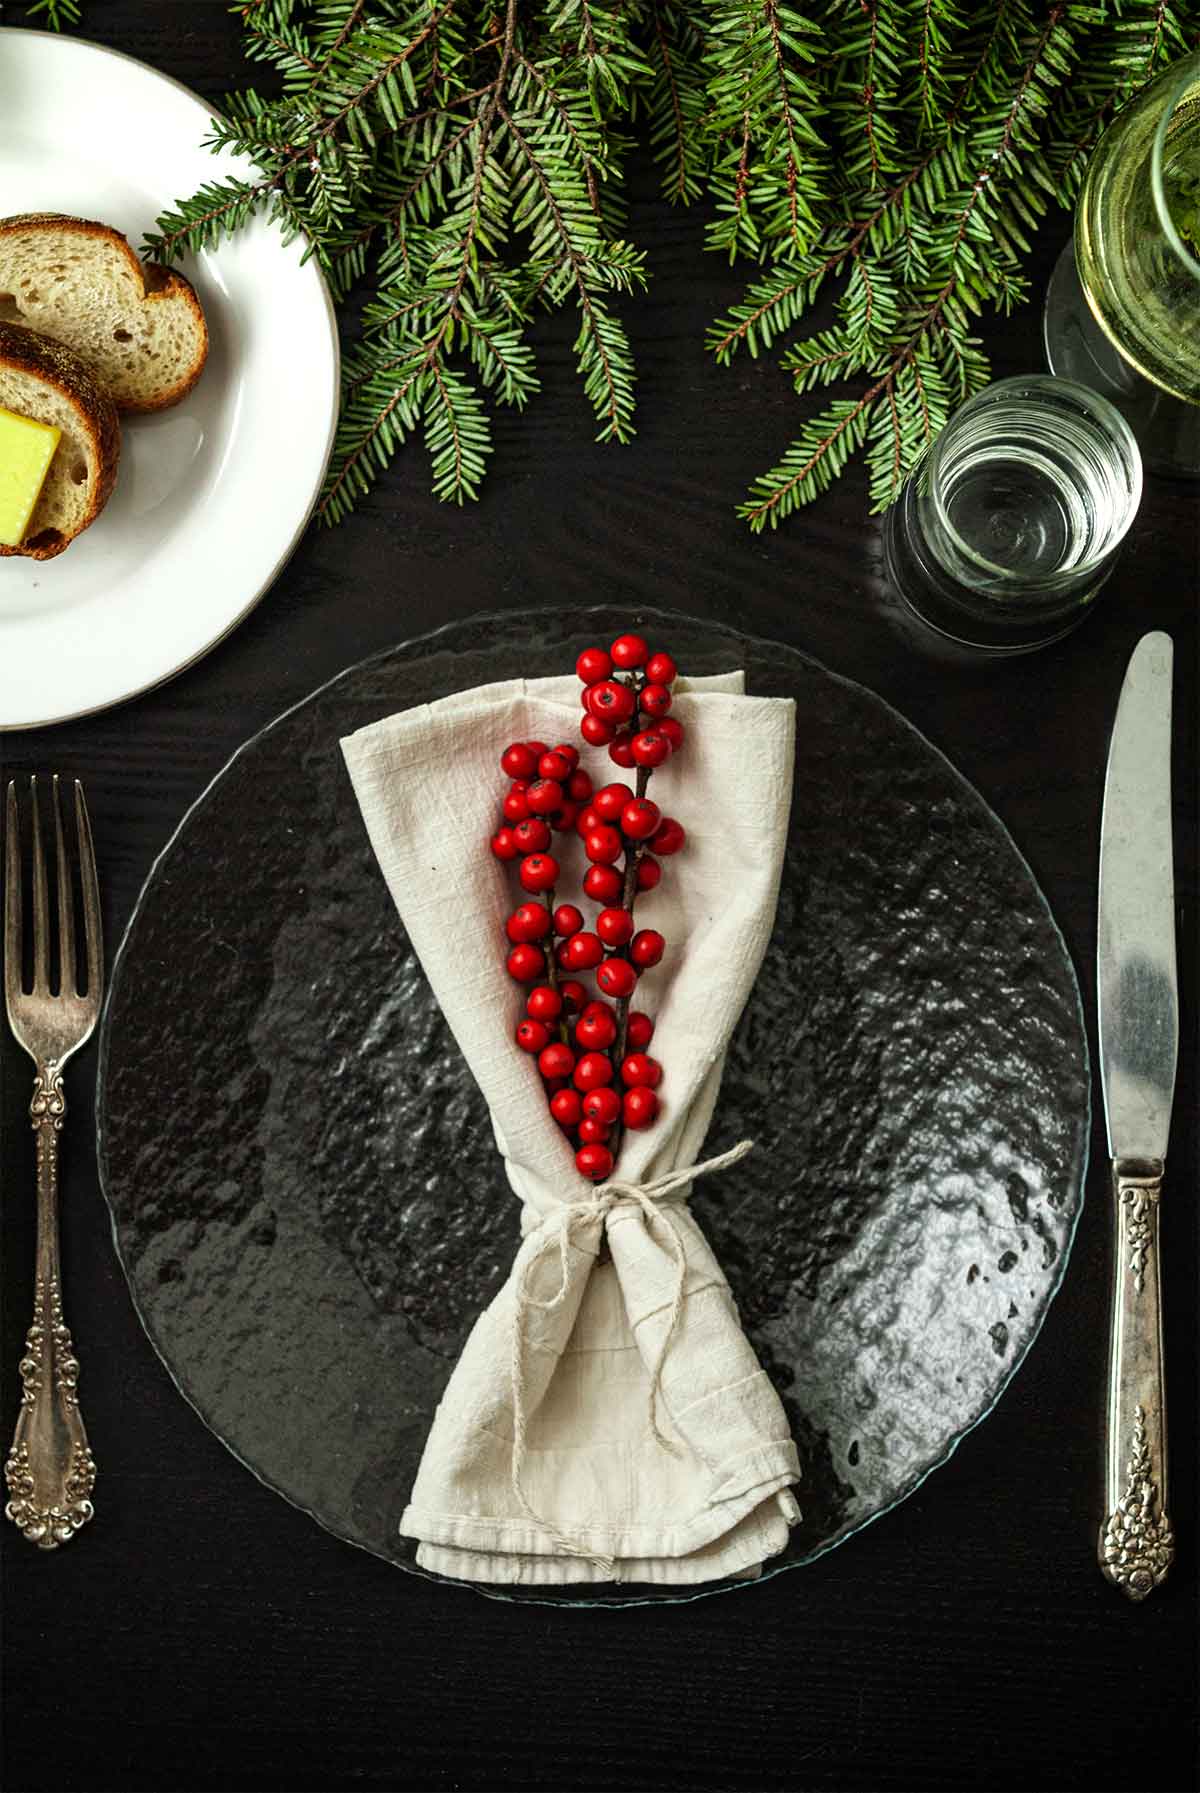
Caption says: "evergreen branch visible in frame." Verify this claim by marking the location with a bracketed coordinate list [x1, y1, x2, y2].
[512, 50, 604, 213]
[313, 0, 368, 78]
[150, 2, 459, 260]
[766, 0, 807, 250]
[153, 0, 1200, 522]
[318, 354, 428, 524]
[862, 3, 884, 184]
[740, 274, 955, 527]
[951, 4, 1067, 253]
[23, 0, 81, 27]
[651, 2, 690, 202]
[498, 97, 638, 439]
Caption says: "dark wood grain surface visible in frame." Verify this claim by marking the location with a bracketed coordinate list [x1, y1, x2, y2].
[1, 8, 1196, 1791]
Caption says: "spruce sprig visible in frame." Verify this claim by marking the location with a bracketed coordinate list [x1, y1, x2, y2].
[21, 0, 82, 26]
[144, 0, 1199, 523]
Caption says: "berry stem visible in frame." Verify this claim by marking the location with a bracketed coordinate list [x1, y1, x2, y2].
[607, 677, 651, 1165]
[612, 762, 650, 1067]
[541, 887, 570, 1045]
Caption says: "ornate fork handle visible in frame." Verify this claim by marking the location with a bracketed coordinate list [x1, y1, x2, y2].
[5, 1062, 96, 1548]
[1099, 1159, 1173, 1600]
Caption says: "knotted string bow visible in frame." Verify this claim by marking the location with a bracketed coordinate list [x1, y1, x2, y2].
[509, 1140, 755, 1575]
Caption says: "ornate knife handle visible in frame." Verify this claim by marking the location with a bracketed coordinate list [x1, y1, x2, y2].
[1099, 1158, 1172, 1600]
[5, 1066, 96, 1548]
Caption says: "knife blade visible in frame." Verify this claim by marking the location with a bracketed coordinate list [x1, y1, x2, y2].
[1096, 629, 1176, 1602]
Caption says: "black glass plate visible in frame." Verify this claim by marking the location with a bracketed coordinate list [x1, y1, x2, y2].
[96, 607, 1090, 1606]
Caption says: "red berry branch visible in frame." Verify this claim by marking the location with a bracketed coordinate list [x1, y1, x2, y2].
[490, 632, 686, 1182]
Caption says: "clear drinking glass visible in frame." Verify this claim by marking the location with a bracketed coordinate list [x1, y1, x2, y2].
[882, 375, 1143, 653]
[1044, 50, 1200, 476]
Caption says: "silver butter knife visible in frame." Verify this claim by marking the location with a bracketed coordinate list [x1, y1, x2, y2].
[1097, 630, 1177, 1601]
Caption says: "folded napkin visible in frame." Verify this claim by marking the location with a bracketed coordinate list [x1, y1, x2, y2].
[341, 670, 801, 1585]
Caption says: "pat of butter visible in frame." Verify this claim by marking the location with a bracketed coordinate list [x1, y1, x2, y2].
[0, 405, 61, 547]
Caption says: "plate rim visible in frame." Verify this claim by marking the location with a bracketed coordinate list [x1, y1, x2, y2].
[94, 602, 1093, 1608]
[0, 26, 341, 733]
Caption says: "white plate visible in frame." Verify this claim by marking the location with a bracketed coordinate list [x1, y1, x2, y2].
[0, 30, 339, 730]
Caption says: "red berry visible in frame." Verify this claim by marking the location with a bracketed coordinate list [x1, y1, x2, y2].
[567, 769, 593, 802]
[596, 907, 635, 947]
[627, 1011, 654, 1049]
[538, 751, 572, 783]
[581, 714, 615, 746]
[501, 742, 538, 779]
[491, 827, 519, 861]
[542, 1076, 568, 1097]
[507, 944, 545, 982]
[575, 1004, 618, 1050]
[552, 743, 580, 771]
[563, 931, 604, 971]
[553, 903, 584, 937]
[636, 856, 661, 891]
[503, 784, 531, 822]
[608, 735, 637, 768]
[658, 717, 684, 751]
[597, 957, 638, 999]
[576, 647, 612, 685]
[574, 1052, 614, 1091]
[516, 1019, 550, 1054]
[585, 825, 623, 865]
[551, 1089, 583, 1127]
[640, 683, 672, 718]
[632, 729, 670, 768]
[576, 1143, 614, 1181]
[527, 985, 563, 1022]
[610, 633, 649, 670]
[583, 1086, 621, 1126]
[525, 740, 549, 757]
[645, 651, 677, 685]
[650, 817, 685, 855]
[583, 863, 624, 903]
[527, 778, 564, 815]
[621, 798, 661, 841]
[623, 1086, 659, 1130]
[559, 980, 587, 1015]
[578, 1118, 611, 1145]
[576, 804, 603, 836]
[513, 817, 551, 854]
[630, 928, 665, 968]
[588, 680, 636, 724]
[538, 1042, 576, 1081]
[593, 782, 634, 823]
[551, 801, 579, 833]
[621, 1052, 662, 1088]
[519, 853, 558, 893]
[506, 902, 552, 943]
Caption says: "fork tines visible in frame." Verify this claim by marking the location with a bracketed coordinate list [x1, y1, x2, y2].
[4, 776, 102, 1023]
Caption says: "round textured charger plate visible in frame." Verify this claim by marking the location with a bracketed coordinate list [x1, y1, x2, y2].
[96, 608, 1090, 1606]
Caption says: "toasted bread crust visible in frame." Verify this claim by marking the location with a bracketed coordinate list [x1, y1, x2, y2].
[0, 212, 209, 413]
[0, 319, 120, 559]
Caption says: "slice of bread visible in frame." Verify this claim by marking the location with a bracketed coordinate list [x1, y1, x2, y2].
[0, 321, 120, 559]
[0, 213, 208, 413]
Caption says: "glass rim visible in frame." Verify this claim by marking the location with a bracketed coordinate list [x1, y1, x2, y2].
[1150, 50, 1200, 285]
[923, 375, 1144, 587]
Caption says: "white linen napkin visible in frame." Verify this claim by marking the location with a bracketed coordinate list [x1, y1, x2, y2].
[341, 669, 801, 1585]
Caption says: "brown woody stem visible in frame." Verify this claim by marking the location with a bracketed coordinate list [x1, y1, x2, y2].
[607, 677, 652, 1168]
[541, 887, 569, 1045]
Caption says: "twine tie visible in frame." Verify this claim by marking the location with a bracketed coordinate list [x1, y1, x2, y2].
[508, 1140, 755, 1575]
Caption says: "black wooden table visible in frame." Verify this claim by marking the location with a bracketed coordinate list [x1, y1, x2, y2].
[2, 9, 1197, 1791]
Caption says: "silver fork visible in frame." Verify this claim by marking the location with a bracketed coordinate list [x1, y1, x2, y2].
[4, 776, 102, 1549]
